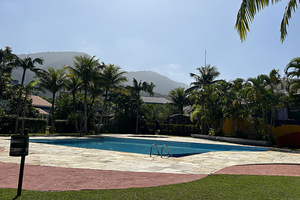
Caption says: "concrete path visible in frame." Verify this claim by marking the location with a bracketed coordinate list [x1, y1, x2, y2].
[1, 135, 300, 191]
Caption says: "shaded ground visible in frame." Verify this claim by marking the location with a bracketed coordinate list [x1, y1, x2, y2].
[1, 162, 300, 191]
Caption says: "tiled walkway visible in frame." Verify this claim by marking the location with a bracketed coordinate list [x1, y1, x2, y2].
[0, 135, 300, 191]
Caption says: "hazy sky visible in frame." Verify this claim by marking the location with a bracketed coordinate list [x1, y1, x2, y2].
[1, 0, 299, 85]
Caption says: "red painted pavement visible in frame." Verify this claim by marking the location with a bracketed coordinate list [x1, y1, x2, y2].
[1, 162, 300, 191]
[0, 162, 207, 191]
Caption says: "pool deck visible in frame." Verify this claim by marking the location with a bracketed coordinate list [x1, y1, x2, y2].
[1, 134, 300, 191]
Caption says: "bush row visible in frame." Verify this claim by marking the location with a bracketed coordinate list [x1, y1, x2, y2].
[0, 115, 47, 134]
[99, 123, 200, 136]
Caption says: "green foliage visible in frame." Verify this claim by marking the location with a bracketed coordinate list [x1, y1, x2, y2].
[0, 46, 15, 99]
[55, 120, 76, 133]
[0, 115, 46, 134]
[146, 123, 195, 136]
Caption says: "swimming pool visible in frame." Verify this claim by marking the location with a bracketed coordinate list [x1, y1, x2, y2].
[30, 137, 269, 157]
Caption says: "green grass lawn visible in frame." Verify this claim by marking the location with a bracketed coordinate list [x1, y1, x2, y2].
[1, 174, 300, 200]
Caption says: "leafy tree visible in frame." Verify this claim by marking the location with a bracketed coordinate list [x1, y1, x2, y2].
[129, 78, 155, 134]
[67, 55, 103, 135]
[36, 67, 66, 134]
[13, 55, 43, 134]
[285, 57, 300, 93]
[12, 80, 43, 134]
[0, 46, 15, 100]
[235, 0, 299, 42]
[168, 87, 190, 115]
[95, 64, 128, 134]
[187, 64, 221, 134]
[187, 64, 221, 92]
[64, 71, 83, 133]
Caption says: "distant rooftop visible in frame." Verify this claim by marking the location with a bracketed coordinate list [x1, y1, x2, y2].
[141, 97, 171, 104]
[29, 95, 52, 108]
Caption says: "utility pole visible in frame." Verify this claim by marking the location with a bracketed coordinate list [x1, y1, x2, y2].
[205, 49, 207, 67]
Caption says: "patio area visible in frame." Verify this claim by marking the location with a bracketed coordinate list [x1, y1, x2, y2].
[0, 135, 300, 191]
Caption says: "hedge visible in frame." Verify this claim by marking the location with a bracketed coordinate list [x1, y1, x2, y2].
[0, 115, 47, 134]
[145, 123, 196, 136]
[54, 120, 77, 133]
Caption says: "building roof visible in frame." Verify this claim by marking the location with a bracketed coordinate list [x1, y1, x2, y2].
[36, 108, 49, 115]
[141, 97, 171, 104]
[29, 95, 52, 108]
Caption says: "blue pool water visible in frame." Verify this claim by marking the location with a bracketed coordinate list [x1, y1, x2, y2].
[30, 137, 269, 157]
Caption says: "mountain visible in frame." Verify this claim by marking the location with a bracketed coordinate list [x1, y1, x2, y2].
[11, 51, 189, 96]
[124, 71, 189, 95]
[12, 51, 88, 85]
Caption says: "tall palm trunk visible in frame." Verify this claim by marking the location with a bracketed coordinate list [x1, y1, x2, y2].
[20, 97, 27, 135]
[82, 94, 96, 133]
[15, 69, 27, 134]
[72, 93, 79, 133]
[97, 90, 108, 134]
[84, 84, 88, 135]
[51, 93, 55, 134]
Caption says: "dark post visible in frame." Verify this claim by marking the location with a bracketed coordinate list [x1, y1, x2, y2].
[10, 128, 29, 197]
[17, 128, 28, 196]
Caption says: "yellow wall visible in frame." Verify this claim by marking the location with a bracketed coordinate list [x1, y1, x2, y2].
[222, 117, 300, 138]
[274, 125, 300, 138]
[222, 118, 234, 135]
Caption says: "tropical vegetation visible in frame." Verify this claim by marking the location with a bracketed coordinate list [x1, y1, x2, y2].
[236, 0, 299, 42]
[1, 46, 300, 144]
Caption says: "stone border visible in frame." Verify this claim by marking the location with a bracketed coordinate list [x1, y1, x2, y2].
[191, 134, 270, 147]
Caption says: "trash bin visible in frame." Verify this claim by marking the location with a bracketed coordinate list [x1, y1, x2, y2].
[9, 135, 29, 157]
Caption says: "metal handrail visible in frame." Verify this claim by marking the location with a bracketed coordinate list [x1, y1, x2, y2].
[150, 144, 160, 157]
[161, 144, 170, 158]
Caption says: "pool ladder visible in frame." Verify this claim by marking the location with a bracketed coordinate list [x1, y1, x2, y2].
[150, 144, 171, 158]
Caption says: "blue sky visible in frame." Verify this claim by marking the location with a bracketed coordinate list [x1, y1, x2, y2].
[1, 0, 299, 85]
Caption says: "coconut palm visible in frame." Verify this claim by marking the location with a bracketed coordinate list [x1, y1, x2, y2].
[285, 57, 300, 93]
[13, 56, 44, 134]
[36, 67, 66, 134]
[129, 78, 155, 134]
[67, 55, 103, 135]
[187, 64, 221, 92]
[95, 63, 128, 134]
[0, 46, 15, 99]
[247, 75, 270, 137]
[12, 80, 43, 135]
[168, 87, 190, 115]
[235, 0, 299, 42]
[187, 64, 221, 134]
[64, 71, 83, 133]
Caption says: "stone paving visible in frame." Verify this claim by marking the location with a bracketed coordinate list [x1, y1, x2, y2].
[1, 134, 300, 175]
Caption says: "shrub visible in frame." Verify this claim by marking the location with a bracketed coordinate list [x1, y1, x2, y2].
[0, 115, 47, 134]
[55, 120, 76, 133]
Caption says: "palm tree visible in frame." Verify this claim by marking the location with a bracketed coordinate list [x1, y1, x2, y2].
[12, 80, 43, 135]
[0, 46, 15, 99]
[130, 78, 155, 134]
[168, 87, 190, 115]
[235, 0, 299, 42]
[64, 71, 83, 133]
[247, 75, 270, 137]
[168, 87, 191, 134]
[285, 57, 300, 93]
[96, 64, 128, 134]
[187, 64, 221, 92]
[13, 56, 44, 134]
[36, 67, 66, 134]
[187, 64, 221, 134]
[68, 55, 103, 135]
